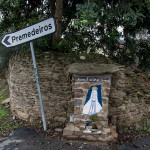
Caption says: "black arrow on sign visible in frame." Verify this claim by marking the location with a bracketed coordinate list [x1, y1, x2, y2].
[3, 36, 11, 45]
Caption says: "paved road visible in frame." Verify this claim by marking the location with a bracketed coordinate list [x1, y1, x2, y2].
[0, 127, 150, 150]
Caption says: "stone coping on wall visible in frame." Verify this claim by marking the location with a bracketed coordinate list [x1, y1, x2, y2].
[67, 63, 120, 75]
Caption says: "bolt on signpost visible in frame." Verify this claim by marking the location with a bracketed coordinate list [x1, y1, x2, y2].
[1, 18, 56, 131]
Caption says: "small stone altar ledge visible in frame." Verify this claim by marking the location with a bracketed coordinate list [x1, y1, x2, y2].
[67, 63, 119, 75]
[63, 123, 117, 142]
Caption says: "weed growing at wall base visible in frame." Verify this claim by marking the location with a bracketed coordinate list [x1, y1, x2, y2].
[0, 87, 20, 137]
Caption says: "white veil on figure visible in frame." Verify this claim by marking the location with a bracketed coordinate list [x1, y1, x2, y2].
[83, 86, 102, 115]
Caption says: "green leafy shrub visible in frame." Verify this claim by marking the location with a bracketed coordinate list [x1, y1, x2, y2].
[89, 114, 98, 122]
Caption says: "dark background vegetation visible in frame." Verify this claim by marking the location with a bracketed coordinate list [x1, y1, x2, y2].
[0, 0, 150, 71]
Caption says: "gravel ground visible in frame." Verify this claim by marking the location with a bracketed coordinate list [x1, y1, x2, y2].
[0, 127, 150, 150]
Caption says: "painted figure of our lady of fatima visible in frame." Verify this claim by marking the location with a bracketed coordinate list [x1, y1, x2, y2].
[83, 85, 102, 116]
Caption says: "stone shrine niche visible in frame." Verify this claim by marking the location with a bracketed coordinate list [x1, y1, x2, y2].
[63, 63, 119, 143]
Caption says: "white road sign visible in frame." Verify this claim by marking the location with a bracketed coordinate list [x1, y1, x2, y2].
[1, 17, 56, 47]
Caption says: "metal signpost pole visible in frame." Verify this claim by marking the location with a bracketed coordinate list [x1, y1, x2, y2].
[26, 22, 47, 131]
[29, 40, 47, 131]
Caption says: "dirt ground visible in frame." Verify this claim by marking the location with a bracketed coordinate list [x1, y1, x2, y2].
[0, 127, 150, 150]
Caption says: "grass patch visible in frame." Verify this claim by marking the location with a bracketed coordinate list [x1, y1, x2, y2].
[0, 87, 9, 100]
[0, 84, 20, 137]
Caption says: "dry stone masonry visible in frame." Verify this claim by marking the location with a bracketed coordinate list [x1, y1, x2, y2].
[7, 52, 150, 143]
[109, 68, 150, 128]
[8, 52, 73, 123]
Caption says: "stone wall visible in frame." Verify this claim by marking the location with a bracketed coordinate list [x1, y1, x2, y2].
[109, 67, 150, 128]
[7, 52, 150, 128]
[8, 52, 73, 123]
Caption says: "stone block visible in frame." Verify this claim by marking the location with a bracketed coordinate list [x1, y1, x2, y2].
[86, 135, 97, 141]
[80, 125, 86, 129]
[102, 106, 108, 114]
[74, 130, 83, 136]
[101, 112, 108, 119]
[74, 114, 88, 123]
[102, 98, 108, 104]
[83, 90, 89, 97]
[74, 126, 80, 132]
[109, 126, 117, 138]
[100, 134, 107, 138]
[110, 90, 126, 100]
[102, 128, 110, 134]
[96, 125, 103, 131]
[92, 130, 102, 135]
[110, 99, 123, 106]
[17, 111, 29, 120]
[102, 107, 108, 117]
[54, 117, 66, 123]
[29, 117, 36, 123]
[63, 124, 75, 136]
[102, 83, 110, 88]
[145, 99, 150, 104]
[97, 121, 108, 129]
[73, 118, 81, 123]
[74, 91, 84, 98]
[80, 135, 87, 140]
[74, 99, 82, 106]
[2, 98, 10, 105]
[146, 119, 150, 127]
[105, 88, 110, 95]
[74, 107, 82, 114]
[106, 135, 117, 142]
[82, 82, 90, 89]
[66, 135, 79, 140]
[73, 83, 83, 89]
[109, 131, 118, 139]
[81, 135, 97, 141]
[97, 112, 104, 117]
[98, 116, 107, 121]
[109, 116, 117, 125]
[73, 89, 83, 93]
[55, 128, 63, 132]
[98, 136, 107, 142]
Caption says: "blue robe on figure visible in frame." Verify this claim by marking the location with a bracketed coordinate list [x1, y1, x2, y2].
[83, 85, 102, 115]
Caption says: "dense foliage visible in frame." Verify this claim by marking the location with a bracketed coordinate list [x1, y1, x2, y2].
[0, 0, 150, 71]
[0, 0, 83, 49]
[69, 0, 150, 71]
[0, 0, 83, 68]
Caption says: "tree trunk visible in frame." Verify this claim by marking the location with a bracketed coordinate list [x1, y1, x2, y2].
[52, 0, 63, 44]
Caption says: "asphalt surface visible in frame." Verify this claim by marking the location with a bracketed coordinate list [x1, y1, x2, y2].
[0, 127, 150, 150]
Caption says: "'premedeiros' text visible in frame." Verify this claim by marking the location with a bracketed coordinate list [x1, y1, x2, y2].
[12, 23, 52, 43]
